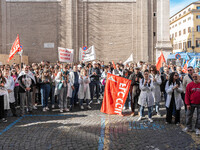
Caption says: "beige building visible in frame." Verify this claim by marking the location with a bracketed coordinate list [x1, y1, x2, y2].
[170, 1, 200, 53]
[0, 0, 172, 64]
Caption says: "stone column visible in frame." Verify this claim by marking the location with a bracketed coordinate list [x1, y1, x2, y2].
[156, 0, 172, 62]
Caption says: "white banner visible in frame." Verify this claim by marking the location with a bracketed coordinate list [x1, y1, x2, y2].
[79, 45, 96, 62]
[123, 53, 133, 65]
[58, 47, 74, 63]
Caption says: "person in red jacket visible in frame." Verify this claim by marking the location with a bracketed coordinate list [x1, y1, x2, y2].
[183, 73, 200, 135]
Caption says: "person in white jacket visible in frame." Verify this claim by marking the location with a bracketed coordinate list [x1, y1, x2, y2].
[78, 68, 91, 110]
[165, 72, 183, 125]
[138, 69, 154, 123]
[149, 65, 162, 117]
[4, 69, 17, 117]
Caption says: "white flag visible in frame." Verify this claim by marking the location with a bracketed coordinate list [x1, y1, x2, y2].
[79, 45, 96, 62]
[123, 53, 133, 65]
[58, 47, 74, 63]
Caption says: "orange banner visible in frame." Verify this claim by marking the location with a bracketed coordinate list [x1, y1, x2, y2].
[100, 73, 131, 115]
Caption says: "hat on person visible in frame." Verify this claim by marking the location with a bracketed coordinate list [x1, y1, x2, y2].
[77, 64, 82, 68]
[92, 61, 97, 65]
[135, 67, 140, 70]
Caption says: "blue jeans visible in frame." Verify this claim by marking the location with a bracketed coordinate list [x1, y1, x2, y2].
[140, 106, 153, 118]
[125, 92, 131, 109]
[90, 80, 100, 100]
[40, 84, 51, 108]
[51, 85, 55, 105]
[79, 99, 89, 106]
[155, 102, 160, 113]
[70, 84, 79, 106]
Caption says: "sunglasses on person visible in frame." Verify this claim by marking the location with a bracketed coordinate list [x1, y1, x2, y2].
[174, 74, 178, 77]
[188, 69, 193, 71]
[193, 76, 198, 78]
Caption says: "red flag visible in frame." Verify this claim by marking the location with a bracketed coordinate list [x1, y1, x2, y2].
[112, 61, 116, 69]
[156, 51, 166, 71]
[100, 73, 131, 115]
[8, 34, 22, 62]
[182, 60, 189, 73]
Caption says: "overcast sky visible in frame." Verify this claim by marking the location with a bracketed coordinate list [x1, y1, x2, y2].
[170, 0, 199, 16]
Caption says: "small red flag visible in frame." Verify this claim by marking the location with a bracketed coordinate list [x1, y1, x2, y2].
[8, 34, 22, 62]
[112, 61, 116, 69]
[156, 51, 166, 71]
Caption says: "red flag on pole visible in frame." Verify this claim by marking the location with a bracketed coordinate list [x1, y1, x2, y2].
[156, 51, 166, 71]
[182, 60, 189, 73]
[112, 61, 116, 69]
[100, 73, 131, 115]
[8, 34, 22, 62]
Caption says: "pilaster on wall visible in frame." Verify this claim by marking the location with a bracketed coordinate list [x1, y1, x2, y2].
[156, 0, 172, 61]
[1, 0, 6, 54]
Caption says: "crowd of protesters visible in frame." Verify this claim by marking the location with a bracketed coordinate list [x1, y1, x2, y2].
[0, 60, 200, 134]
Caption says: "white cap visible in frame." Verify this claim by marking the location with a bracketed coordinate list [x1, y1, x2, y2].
[92, 61, 97, 65]
[77, 64, 82, 68]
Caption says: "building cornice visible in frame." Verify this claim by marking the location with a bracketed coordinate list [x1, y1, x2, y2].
[82, 0, 136, 2]
[6, 0, 61, 2]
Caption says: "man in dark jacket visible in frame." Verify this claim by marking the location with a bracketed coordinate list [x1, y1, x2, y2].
[18, 65, 36, 116]
[129, 67, 143, 115]
[89, 61, 101, 104]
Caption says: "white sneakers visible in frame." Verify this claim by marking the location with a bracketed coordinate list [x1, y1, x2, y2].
[182, 127, 193, 132]
[137, 116, 153, 123]
[42, 108, 47, 112]
[137, 116, 142, 121]
[52, 104, 55, 109]
[80, 106, 84, 110]
[148, 118, 153, 123]
[60, 109, 63, 113]
[33, 106, 37, 110]
[87, 105, 91, 110]
[195, 129, 200, 135]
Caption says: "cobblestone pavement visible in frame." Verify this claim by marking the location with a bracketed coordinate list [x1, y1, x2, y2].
[0, 101, 200, 150]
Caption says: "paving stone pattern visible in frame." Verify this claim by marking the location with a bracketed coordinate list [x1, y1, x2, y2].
[0, 101, 200, 150]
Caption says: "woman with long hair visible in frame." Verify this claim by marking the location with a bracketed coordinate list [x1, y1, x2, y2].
[0, 70, 8, 122]
[40, 69, 51, 112]
[149, 65, 162, 117]
[138, 69, 154, 123]
[78, 68, 91, 110]
[165, 72, 183, 125]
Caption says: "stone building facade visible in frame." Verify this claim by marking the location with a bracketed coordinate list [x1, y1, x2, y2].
[0, 0, 172, 63]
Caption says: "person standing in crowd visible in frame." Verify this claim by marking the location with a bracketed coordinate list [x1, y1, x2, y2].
[165, 72, 183, 125]
[129, 67, 143, 116]
[195, 67, 200, 75]
[0, 70, 9, 122]
[58, 65, 69, 112]
[11, 68, 20, 107]
[40, 69, 51, 112]
[89, 61, 101, 104]
[160, 66, 170, 101]
[78, 68, 91, 110]
[149, 65, 162, 117]
[123, 69, 131, 110]
[177, 66, 185, 82]
[101, 66, 109, 96]
[4, 69, 17, 117]
[51, 66, 59, 109]
[183, 73, 200, 135]
[112, 63, 123, 76]
[18, 65, 36, 116]
[183, 66, 194, 112]
[69, 65, 80, 111]
[138, 69, 154, 122]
